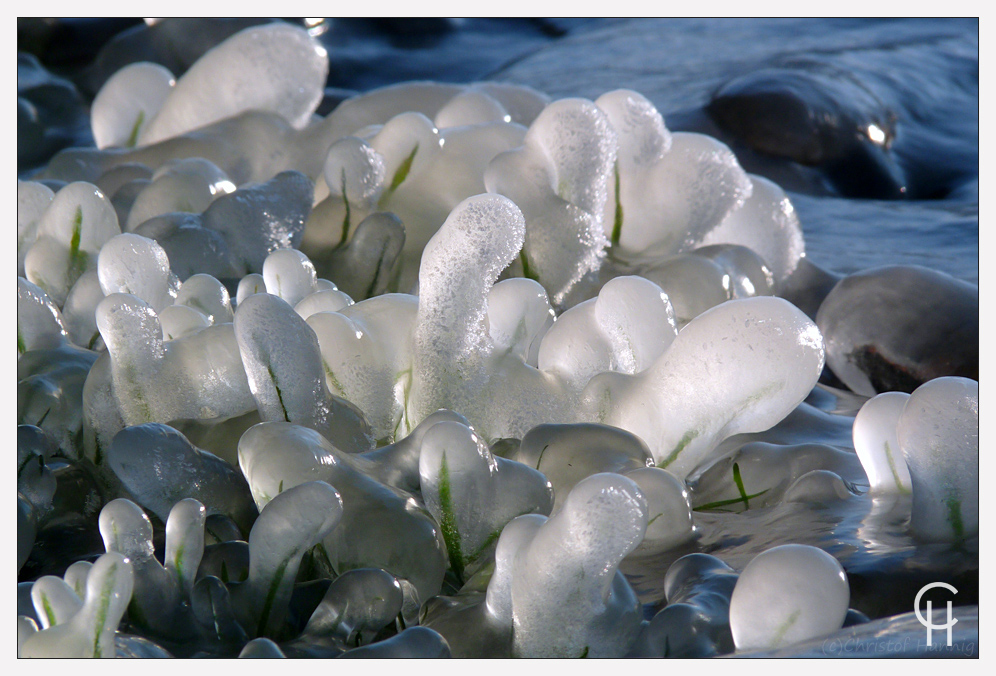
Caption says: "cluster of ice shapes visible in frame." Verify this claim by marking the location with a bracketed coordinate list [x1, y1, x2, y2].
[17, 21, 979, 659]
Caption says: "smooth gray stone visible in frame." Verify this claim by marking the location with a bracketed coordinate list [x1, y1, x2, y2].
[816, 265, 978, 396]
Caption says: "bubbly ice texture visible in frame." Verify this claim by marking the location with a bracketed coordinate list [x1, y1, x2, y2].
[418, 420, 553, 579]
[24, 181, 121, 306]
[139, 23, 328, 145]
[583, 296, 825, 478]
[852, 392, 913, 495]
[485, 98, 616, 306]
[538, 275, 676, 389]
[729, 544, 849, 651]
[897, 376, 979, 542]
[509, 473, 648, 657]
[410, 193, 526, 431]
[698, 174, 804, 286]
[90, 62, 175, 150]
[19, 552, 134, 658]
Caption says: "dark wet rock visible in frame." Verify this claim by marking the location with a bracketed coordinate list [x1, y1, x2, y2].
[19, 459, 106, 581]
[816, 265, 978, 396]
[18, 53, 94, 174]
[707, 62, 906, 199]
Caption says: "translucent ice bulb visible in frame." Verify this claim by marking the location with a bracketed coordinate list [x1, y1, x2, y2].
[729, 544, 848, 651]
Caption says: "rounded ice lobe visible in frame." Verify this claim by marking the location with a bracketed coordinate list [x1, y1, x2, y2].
[897, 376, 978, 542]
[411, 193, 526, 425]
[512, 422, 652, 513]
[434, 90, 508, 128]
[418, 420, 553, 578]
[24, 181, 121, 306]
[623, 466, 695, 554]
[97, 233, 178, 311]
[587, 296, 825, 478]
[234, 291, 373, 452]
[17, 277, 68, 355]
[729, 544, 849, 651]
[699, 173, 804, 286]
[485, 98, 616, 305]
[18, 180, 55, 277]
[322, 136, 386, 207]
[91, 62, 175, 149]
[816, 265, 978, 396]
[106, 423, 258, 534]
[237, 421, 447, 602]
[139, 23, 329, 145]
[262, 248, 318, 308]
[852, 392, 912, 495]
[19, 551, 134, 658]
[510, 472, 647, 658]
[538, 275, 677, 389]
[125, 158, 234, 231]
[241, 481, 343, 636]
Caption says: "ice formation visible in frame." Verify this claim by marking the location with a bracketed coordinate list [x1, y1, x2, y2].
[728, 544, 849, 651]
[852, 392, 913, 495]
[897, 377, 979, 542]
[16, 19, 981, 660]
